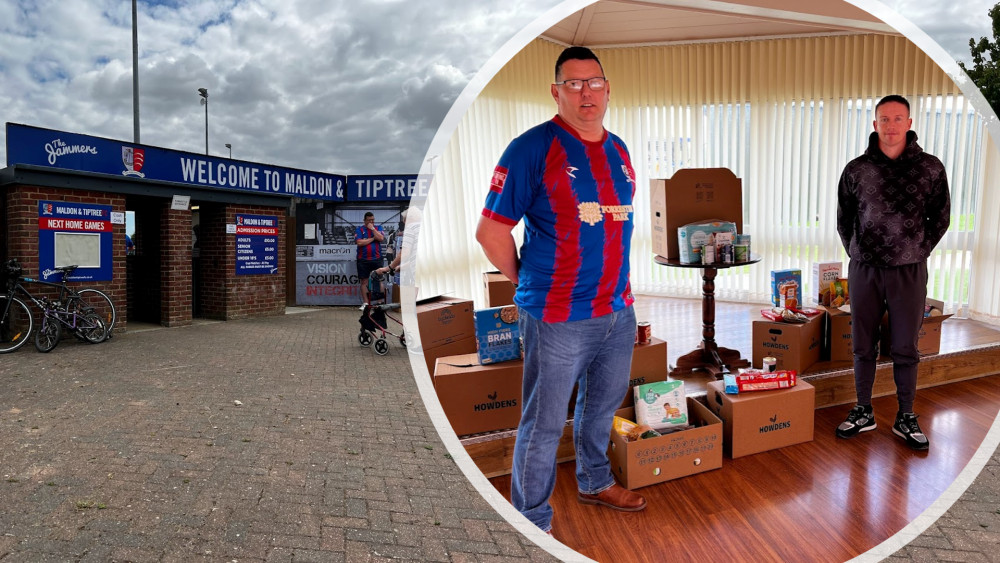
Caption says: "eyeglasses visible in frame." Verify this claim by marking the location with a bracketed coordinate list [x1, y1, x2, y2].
[554, 76, 607, 91]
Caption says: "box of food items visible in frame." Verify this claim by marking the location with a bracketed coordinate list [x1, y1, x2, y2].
[820, 305, 853, 362]
[880, 298, 953, 356]
[705, 379, 815, 458]
[608, 397, 723, 489]
[752, 307, 825, 374]
[650, 168, 744, 260]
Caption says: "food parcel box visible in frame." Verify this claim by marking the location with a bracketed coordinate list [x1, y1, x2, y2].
[752, 312, 824, 374]
[822, 305, 852, 363]
[433, 353, 522, 436]
[880, 298, 953, 356]
[650, 168, 743, 259]
[483, 271, 516, 307]
[705, 380, 815, 458]
[621, 337, 669, 408]
[416, 296, 475, 349]
[608, 398, 723, 490]
[422, 336, 478, 377]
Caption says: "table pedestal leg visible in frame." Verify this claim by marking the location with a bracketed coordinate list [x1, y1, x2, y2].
[669, 266, 750, 378]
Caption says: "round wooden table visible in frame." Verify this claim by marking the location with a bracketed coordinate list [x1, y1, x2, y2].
[653, 253, 762, 377]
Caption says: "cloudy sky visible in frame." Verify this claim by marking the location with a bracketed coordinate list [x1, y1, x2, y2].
[0, 0, 996, 176]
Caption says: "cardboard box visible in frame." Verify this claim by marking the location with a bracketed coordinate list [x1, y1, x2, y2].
[677, 220, 738, 264]
[621, 337, 669, 408]
[608, 398, 723, 489]
[705, 380, 815, 458]
[650, 168, 744, 259]
[422, 336, 478, 377]
[433, 353, 522, 436]
[483, 271, 516, 307]
[811, 262, 842, 305]
[474, 306, 522, 364]
[752, 312, 824, 374]
[822, 306, 853, 362]
[880, 298, 953, 356]
[462, 423, 576, 479]
[771, 268, 802, 308]
[416, 296, 475, 349]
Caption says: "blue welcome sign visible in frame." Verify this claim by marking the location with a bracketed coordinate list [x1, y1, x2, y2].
[345, 174, 433, 202]
[6, 123, 347, 202]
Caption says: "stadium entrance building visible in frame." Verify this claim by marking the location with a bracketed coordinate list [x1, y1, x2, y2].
[1, 123, 422, 332]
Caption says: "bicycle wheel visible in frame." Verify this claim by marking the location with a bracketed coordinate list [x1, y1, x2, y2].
[77, 311, 108, 344]
[75, 288, 116, 340]
[34, 315, 61, 353]
[0, 294, 33, 353]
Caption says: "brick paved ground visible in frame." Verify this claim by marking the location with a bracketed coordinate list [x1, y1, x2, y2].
[887, 446, 1000, 563]
[1, 306, 998, 562]
[0, 308, 558, 563]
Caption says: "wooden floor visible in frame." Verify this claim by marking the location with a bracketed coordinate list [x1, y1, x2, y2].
[632, 295, 1000, 398]
[485, 296, 1000, 562]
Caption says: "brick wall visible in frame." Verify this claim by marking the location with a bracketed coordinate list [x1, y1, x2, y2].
[160, 204, 192, 327]
[3, 185, 128, 332]
[198, 203, 228, 320]
[5, 183, 287, 327]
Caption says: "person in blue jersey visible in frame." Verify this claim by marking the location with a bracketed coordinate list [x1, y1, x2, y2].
[355, 211, 385, 303]
[476, 46, 644, 537]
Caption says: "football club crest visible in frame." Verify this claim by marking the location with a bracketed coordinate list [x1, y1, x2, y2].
[122, 147, 146, 178]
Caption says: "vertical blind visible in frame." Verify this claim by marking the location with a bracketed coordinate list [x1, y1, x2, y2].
[416, 35, 996, 324]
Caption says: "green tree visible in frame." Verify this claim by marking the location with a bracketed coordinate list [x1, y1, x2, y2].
[960, 2, 1000, 117]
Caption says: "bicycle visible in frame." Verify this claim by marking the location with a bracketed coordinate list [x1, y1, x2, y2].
[33, 294, 108, 352]
[22, 261, 115, 342]
[1, 259, 114, 353]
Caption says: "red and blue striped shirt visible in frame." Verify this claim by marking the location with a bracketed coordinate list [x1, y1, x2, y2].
[482, 115, 635, 322]
[355, 225, 384, 261]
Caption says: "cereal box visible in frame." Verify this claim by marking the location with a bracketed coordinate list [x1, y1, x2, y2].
[473, 306, 522, 364]
[771, 268, 802, 308]
[812, 262, 842, 305]
[633, 380, 689, 432]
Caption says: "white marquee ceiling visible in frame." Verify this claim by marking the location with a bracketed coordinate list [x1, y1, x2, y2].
[542, 0, 900, 47]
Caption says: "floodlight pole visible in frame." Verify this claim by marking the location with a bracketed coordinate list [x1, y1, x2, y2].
[198, 88, 209, 155]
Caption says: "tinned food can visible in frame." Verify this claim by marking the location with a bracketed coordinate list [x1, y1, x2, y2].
[762, 356, 777, 373]
[637, 321, 652, 344]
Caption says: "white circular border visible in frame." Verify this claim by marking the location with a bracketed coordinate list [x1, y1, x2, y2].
[402, 1, 1000, 561]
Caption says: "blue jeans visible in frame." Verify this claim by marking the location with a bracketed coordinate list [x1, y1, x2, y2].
[511, 305, 636, 532]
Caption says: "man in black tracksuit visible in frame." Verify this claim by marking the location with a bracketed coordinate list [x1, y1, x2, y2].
[834, 94, 951, 451]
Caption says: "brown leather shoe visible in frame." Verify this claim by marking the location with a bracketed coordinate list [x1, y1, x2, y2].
[578, 483, 646, 512]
